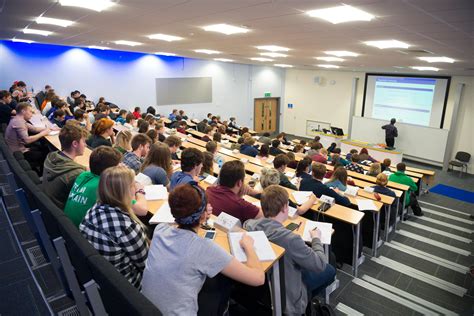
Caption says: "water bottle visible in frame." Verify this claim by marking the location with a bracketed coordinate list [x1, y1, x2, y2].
[217, 156, 224, 169]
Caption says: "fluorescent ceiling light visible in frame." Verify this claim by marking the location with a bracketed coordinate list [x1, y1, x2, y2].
[250, 57, 274, 62]
[260, 52, 288, 58]
[256, 45, 290, 52]
[364, 40, 410, 49]
[203, 24, 249, 35]
[325, 51, 358, 57]
[315, 56, 344, 62]
[115, 40, 142, 46]
[317, 64, 340, 69]
[274, 64, 293, 68]
[214, 58, 234, 62]
[148, 33, 183, 41]
[23, 28, 52, 36]
[155, 52, 177, 56]
[59, 0, 116, 12]
[12, 38, 35, 43]
[36, 16, 74, 27]
[411, 66, 440, 71]
[194, 49, 220, 54]
[88, 46, 109, 50]
[306, 5, 374, 24]
[417, 56, 454, 63]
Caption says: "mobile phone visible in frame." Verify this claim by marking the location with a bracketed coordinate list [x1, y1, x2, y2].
[204, 231, 216, 240]
[285, 222, 300, 231]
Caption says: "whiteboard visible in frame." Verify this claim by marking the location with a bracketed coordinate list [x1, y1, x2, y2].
[350, 116, 449, 163]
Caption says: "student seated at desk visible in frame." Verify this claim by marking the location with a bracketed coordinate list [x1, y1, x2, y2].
[273, 154, 297, 190]
[142, 184, 265, 315]
[86, 118, 115, 148]
[200, 151, 215, 178]
[244, 185, 335, 315]
[286, 151, 298, 169]
[5, 102, 52, 174]
[371, 173, 397, 226]
[207, 160, 263, 222]
[80, 166, 149, 289]
[168, 109, 178, 121]
[123, 134, 152, 174]
[228, 116, 239, 129]
[381, 158, 391, 172]
[212, 131, 222, 142]
[367, 162, 382, 177]
[325, 166, 348, 192]
[259, 132, 271, 146]
[72, 109, 91, 131]
[329, 148, 349, 166]
[231, 136, 244, 151]
[240, 137, 259, 157]
[170, 147, 203, 190]
[276, 132, 291, 145]
[51, 109, 66, 128]
[256, 144, 270, 160]
[201, 125, 214, 142]
[145, 129, 157, 144]
[306, 142, 322, 158]
[345, 149, 358, 162]
[65, 146, 132, 227]
[259, 168, 317, 216]
[179, 109, 188, 120]
[115, 109, 128, 125]
[389, 163, 423, 216]
[345, 154, 365, 174]
[296, 157, 312, 180]
[141, 143, 172, 187]
[164, 135, 182, 161]
[137, 121, 149, 134]
[311, 147, 328, 164]
[154, 123, 166, 142]
[197, 119, 208, 133]
[300, 163, 351, 207]
[124, 113, 137, 130]
[177, 121, 187, 134]
[0, 90, 16, 125]
[269, 139, 285, 156]
[113, 130, 132, 155]
[205, 141, 224, 166]
[293, 144, 305, 154]
[132, 106, 141, 120]
[43, 124, 88, 209]
[169, 115, 182, 129]
[359, 148, 377, 163]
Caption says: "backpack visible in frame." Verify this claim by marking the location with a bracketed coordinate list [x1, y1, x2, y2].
[307, 297, 336, 316]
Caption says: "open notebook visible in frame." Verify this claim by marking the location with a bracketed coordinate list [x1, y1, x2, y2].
[144, 185, 168, 201]
[149, 202, 175, 224]
[228, 231, 276, 262]
[302, 220, 333, 245]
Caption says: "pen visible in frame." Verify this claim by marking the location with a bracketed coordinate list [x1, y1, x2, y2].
[296, 221, 302, 231]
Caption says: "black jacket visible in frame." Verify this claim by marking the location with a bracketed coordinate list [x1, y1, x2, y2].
[299, 178, 351, 207]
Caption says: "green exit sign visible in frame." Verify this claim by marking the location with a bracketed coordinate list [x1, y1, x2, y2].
[264, 92, 271, 97]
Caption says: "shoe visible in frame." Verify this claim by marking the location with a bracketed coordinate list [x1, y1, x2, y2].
[414, 212, 424, 217]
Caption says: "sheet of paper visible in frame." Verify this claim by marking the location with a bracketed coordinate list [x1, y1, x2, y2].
[285, 171, 295, 179]
[302, 220, 333, 244]
[149, 202, 175, 224]
[288, 206, 298, 218]
[144, 185, 168, 200]
[228, 231, 276, 262]
[356, 199, 378, 211]
[292, 191, 312, 205]
[204, 175, 218, 185]
[172, 164, 181, 171]
[251, 201, 261, 208]
[48, 130, 59, 136]
[135, 173, 152, 186]
[344, 185, 359, 197]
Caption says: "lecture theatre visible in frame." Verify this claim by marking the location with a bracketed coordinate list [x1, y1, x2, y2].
[0, 0, 473, 315]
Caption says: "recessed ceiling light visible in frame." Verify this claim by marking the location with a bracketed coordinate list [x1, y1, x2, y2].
[11, 38, 35, 43]
[88, 45, 109, 50]
[364, 40, 410, 49]
[306, 5, 374, 24]
[256, 45, 290, 52]
[274, 64, 293, 68]
[203, 24, 250, 35]
[260, 52, 288, 58]
[317, 64, 340, 69]
[315, 56, 344, 62]
[59, 0, 116, 12]
[324, 50, 358, 57]
[23, 28, 52, 36]
[148, 33, 183, 42]
[417, 56, 455, 63]
[411, 66, 440, 71]
[36, 16, 74, 27]
[155, 52, 177, 56]
[115, 40, 142, 46]
[393, 66, 405, 69]
[214, 58, 234, 62]
[250, 57, 274, 62]
[194, 49, 220, 54]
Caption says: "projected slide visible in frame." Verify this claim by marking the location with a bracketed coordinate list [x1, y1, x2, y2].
[372, 77, 436, 126]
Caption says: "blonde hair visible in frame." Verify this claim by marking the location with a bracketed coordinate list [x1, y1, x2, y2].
[242, 132, 251, 139]
[97, 166, 141, 225]
[368, 163, 382, 176]
[260, 167, 280, 189]
[376, 173, 388, 186]
[114, 130, 132, 152]
[320, 148, 328, 156]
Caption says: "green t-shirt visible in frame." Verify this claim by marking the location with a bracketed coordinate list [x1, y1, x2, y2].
[64, 171, 100, 227]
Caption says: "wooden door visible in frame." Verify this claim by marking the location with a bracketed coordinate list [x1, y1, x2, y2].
[254, 98, 278, 133]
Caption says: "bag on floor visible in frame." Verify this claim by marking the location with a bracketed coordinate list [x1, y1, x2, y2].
[307, 297, 336, 316]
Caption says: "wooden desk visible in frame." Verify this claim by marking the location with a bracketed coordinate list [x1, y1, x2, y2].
[341, 140, 403, 165]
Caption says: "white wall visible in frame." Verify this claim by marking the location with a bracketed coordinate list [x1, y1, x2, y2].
[283, 68, 474, 173]
[0, 41, 284, 128]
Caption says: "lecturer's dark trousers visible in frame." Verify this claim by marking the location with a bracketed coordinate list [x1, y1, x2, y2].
[386, 137, 395, 148]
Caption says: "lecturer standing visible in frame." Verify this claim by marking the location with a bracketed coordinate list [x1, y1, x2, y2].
[382, 118, 398, 149]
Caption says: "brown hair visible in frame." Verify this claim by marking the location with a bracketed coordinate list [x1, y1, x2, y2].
[181, 148, 203, 172]
[273, 154, 290, 169]
[164, 135, 182, 148]
[204, 126, 214, 134]
[169, 184, 203, 229]
[376, 173, 389, 186]
[125, 113, 135, 123]
[141, 143, 172, 176]
[261, 185, 289, 218]
[350, 153, 360, 163]
[89, 146, 122, 175]
[311, 162, 327, 179]
[201, 151, 214, 176]
[59, 124, 88, 151]
[382, 158, 391, 167]
[293, 144, 304, 153]
[218, 160, 245, 188]
[146, 129, 158, 143]
[205, 141, 218, 154]
[15, 102, 31, 113]
[130, 134, 152, 151]
[329, 166, 348, 185]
